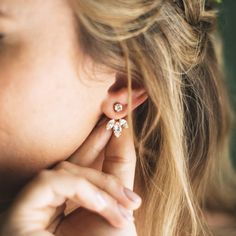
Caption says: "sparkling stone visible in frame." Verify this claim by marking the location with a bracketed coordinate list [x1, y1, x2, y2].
[106, 119, 115, 130]
[114, 103, 123, 112]
[119, 118, 128, 128]
[113, 122, 122, 137]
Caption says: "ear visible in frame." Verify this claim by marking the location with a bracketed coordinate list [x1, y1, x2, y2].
[101, 72, 148, 119]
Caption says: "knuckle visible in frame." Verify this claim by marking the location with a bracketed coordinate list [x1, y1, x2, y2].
[93, 191, 108, 212]
[101, 173, 122, 190]
[54, 161, 82, 177]
[34, 170, 54, 186]
[37, 169, 52, 180]
[94, 191, 112, 212]
[54, 168, 69, 178]
[75, 176, 88, 189]
[54, 161, 70, 171]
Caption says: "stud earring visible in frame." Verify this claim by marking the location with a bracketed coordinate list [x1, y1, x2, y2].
[106, 103, 129, 138]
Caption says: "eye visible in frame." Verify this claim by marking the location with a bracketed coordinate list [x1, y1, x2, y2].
[0, 33, 4, 39]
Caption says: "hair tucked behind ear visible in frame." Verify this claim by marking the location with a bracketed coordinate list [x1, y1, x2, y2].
[71, 0, 236, 235]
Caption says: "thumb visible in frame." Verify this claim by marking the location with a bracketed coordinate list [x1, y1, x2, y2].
[102, 117, 136, 190]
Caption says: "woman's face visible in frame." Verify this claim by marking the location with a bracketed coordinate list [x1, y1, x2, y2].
[0, 0, 116, 200]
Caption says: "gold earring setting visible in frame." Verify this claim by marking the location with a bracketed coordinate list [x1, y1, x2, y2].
[106, 103, 128, 138]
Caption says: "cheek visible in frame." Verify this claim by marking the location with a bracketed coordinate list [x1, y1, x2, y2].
[0, 55, 98, 176]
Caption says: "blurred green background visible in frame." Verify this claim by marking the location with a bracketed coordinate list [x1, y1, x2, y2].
[218, 0, 236, 168]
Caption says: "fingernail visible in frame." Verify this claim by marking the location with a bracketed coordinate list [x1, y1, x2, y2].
[123, 187, 142, 204]
[117, 204, 134, 222]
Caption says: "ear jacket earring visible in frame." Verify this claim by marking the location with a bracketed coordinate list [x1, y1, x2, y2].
[106, 103, 128, 138]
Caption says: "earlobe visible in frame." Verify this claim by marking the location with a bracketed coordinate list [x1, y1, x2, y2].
[102, 90, 148, 138]
[105, 102, 129, 138]
[101, 71, 148, 120]
[101, 86, 148, 120]
[100, 71, 148, 138]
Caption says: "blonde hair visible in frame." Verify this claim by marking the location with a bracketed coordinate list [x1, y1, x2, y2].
[71, 0, 236, 235]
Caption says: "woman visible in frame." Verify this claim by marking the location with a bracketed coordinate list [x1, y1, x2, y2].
[0, 0, 236, 235]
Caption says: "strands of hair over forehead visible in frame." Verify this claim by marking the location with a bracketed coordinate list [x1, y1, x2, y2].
[71, 0, 236, 235]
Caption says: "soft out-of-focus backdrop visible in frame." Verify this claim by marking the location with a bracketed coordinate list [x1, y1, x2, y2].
[218, 0, 236, 168]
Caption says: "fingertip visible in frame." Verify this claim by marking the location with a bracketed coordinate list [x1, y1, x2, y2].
[96, 115, 107, 128]
[95, 119, 113, 143]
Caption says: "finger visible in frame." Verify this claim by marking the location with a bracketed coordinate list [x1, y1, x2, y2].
[103, 116, 137, 191]
[7, 168, 134, 231]
[67, 116, 112, 167]
[46, 205, 65, 233]
[90, 149, 105, 171]
[54, 161, 141, 210]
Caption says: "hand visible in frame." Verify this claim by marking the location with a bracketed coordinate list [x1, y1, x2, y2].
[0, 117, 141, 236]
[57, 116, 140, 236]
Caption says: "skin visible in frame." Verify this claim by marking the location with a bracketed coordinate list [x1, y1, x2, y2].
[0, 121, 141, 235]
[0, 1, 147, 234]
[0, 0, 147, 204]
[0, 0, 233, 233]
